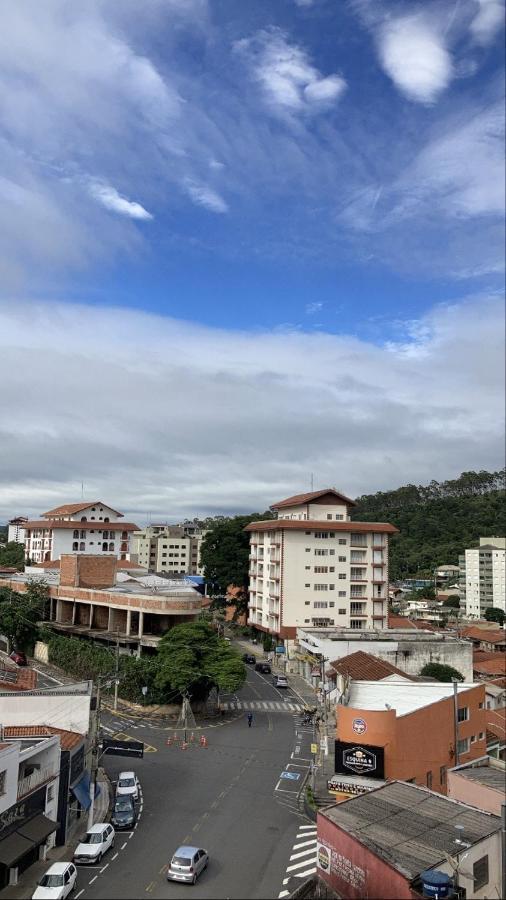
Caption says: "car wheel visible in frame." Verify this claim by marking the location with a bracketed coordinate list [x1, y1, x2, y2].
[111, 840, 115, 849]
[97, 853, 102, 864]
[192, 875, 197, 885]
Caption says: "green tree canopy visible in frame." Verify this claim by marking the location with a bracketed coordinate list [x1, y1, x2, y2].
[155, 621, 246, 700]
[484, 607, 505, 626]
[0, 541, 25, 570]
[0, 580, 48, 652]
[419, 662, 464, 682]
[443, 596, 461, 609]
[200, 512, 274, 597]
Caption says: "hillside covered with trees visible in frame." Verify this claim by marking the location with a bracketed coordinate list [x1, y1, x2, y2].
[352, 469, 505, 580]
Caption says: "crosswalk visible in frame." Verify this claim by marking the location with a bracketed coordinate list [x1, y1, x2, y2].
[219, 700, 304, 712]
[278, 824, 317, 897]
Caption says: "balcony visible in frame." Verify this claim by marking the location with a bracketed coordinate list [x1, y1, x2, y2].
[18, 765, 58, 800]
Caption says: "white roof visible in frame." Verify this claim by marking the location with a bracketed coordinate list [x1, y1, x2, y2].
[43, 863, 72, 874]
[348, 680, 476, 716]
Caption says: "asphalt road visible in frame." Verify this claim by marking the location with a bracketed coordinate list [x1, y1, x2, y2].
[77, 666, 313, 900]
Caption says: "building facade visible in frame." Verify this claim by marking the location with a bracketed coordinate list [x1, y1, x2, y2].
[246, 489, 397, 641]
[460, 537, 506, 618]
[22, 502, 139, 564]
[7, 517, 28, 545]
[447, 755, 506, 816]
[131, 524, 206, 575]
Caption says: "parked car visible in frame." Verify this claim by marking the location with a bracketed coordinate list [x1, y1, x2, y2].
[116, 771, 140, 801]
[167, 846, 209, 884]
[273, 674, 288, 688]
[255, 662, 271, 674]
[73, 823, 115, 864]
[242, 653, 256, 664]
[9, 649, 27, 666]
[110, 794, 136, 830]
[32, 863, 77, 899]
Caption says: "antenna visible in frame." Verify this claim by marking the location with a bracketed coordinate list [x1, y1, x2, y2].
[81, 482, 84, 499]
[310, 472, 314, 491]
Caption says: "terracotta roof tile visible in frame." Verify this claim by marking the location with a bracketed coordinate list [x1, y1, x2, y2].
[4, 725, 83, 750]
[270, 488, 357, 509]
[327, 651, 415, 681]
[387, 614, 418, 629]
[474, 658, 506, 676]
[42, 501, 123, 517]
[245, 519, 398, 534]
[24, 520, 139, 531]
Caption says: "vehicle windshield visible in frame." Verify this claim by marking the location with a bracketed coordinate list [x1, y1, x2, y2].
[114, 798, 132, 811]
[172, 856, 192, 867]
[39, 874, 64, 887]
[119, 778, 135, 787]
[82, 833, 103, 844]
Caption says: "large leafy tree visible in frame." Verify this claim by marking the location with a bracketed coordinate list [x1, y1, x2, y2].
[484, 607, 505, 626]
[419, 662, 464, 682]
[0, 541, 26, 570]
[0, 579, 48, 652]
[155, 621, 246, 701]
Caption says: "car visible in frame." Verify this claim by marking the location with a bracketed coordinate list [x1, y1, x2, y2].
[32, 862, 77, 899]
[116, 770, 140, 801]
[167, 846, 209, 884]
[73, 823, 115, 864]
[110, 794, 136, 830]
[273, 674, 289, 688]
[255, 662, 271, 674]
[9, 649, 27, 666]
[242, 653, 256, 664]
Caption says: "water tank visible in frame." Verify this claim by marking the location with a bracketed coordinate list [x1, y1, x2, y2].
[421, 870, 453, 899]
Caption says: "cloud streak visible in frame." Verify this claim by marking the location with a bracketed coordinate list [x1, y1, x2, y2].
[89, 182, 153, 219]
[377, 14, 453, 104]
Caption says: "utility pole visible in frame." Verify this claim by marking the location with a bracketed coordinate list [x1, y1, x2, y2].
[501, 803, 506, 900]
[88, 678, 102, 830]
[452, 678, 460, 768]
[113, 631, 120, 712]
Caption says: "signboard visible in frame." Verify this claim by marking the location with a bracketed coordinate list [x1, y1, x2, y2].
[311, 743, 318, 754]
[327, 779, 375, 797]
[0, 785, 46, 840]
[335, 740, 385, 779]
[275, 645, 285, 654]
[352, 717, 367, 735]
[102, 738, 144, 759]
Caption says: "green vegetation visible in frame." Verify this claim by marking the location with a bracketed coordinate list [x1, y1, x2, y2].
[0, 580, 49, 652]
[0, 541, 26, 570]
[353, 469, 505, 579]
[419, 662, 464, 682]
[485, 607, 505, 626]
[156, 621, 246, 701]
[444, 596, 461, 609]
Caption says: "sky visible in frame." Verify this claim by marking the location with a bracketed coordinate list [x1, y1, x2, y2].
[0, 0, 504, 523]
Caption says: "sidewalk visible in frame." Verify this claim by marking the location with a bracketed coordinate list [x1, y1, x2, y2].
[3, 769, 111, 900]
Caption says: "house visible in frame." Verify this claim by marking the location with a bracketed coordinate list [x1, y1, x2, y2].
[22, 501, 139, 563]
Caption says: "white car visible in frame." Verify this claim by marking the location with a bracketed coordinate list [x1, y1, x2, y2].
[116, 770, 140, 801]
[73, 823, 115, 864]
[32, 862, 77, 899]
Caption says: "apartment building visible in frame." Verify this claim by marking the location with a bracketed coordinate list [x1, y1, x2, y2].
[246, 488, 398, 641]
[22, 502, 139, 563]
[460, 537, 506, 618]
[131, 524, 206, 575]
[7, 516, 28, 544]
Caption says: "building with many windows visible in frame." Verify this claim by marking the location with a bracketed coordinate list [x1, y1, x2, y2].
[460, 537, 506, 619]
[22, 502, 139, 563]
[131, 524, 206, 575]
[245, 488, 398, 641]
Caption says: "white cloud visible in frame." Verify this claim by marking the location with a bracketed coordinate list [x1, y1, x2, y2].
[235, 28, 346, 116]
[470, 0, 505, 44]
[378, 15, 453, 103]
[89, 182, 153, 219]
[0, 294, 503, 520]
[305, 301, 323, 314]
[294, 0, 315, 6]
[184, 180, 228, 213]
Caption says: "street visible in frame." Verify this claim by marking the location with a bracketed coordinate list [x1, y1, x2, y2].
[76, 665, 315, 900]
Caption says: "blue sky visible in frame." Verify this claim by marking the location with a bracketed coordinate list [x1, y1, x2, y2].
[0, 0, 504, 518]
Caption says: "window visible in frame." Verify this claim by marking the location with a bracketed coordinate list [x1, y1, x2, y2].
[315, 549, 328, 556]
[305, 530, 311, 535]
[305, 583, 310, 588]
[329, 549, 335, 555]
[470, 735, 476, 743]
[304, 619, 310, 623]
[79, 542, 85, 551]
[329, 567, 335, 572]
[335, 514, 344, 520]
[338, 608, 346, 614]
[314, 566, 328, 573]
[338, 556, 346, 562]
[314, 532, 330, 538]
[457, 737, 470, 755]
[338, 539, 347, 545]
[329, 602, 335, 607]
[338, 591, 346, 597]
[329, 584, 335, 590]
[314, 602, 328, 609]
[305, 601, 310, 605]
[350, 620, 364, 630]
[0, 771, 5, 796]
[457, 707, 469, 722]
[478, 701, 484, 709]
[73, 530, 79, 539]
[314, 584, 328, 591]
[426, 771, 432, 789]
[102, 542, 108, 551]
[473, 856, 489, 891]
[439, 765, 446, 785]
[327, 514, 332, 520]
[305, 548, 311, 553]
[478, 731, 484, 740]
[47, 784, 54, 802]
[162, 553, 167, 557]
[305, 565, 311, 570]
[338, 573, 346, 580]
[72, 542, 78, 551]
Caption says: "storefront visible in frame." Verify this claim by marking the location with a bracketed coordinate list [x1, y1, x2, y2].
[0, 785, 58, 888]
[56, 741, 89, 846]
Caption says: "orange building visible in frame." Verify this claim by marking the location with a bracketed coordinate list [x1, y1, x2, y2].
[333, 679, 486, 797]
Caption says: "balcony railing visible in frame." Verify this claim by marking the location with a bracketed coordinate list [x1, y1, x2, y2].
[18, 765, 58, 800]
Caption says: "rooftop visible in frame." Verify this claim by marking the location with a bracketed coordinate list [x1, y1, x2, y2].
[0, 665, 37, 692]
[320, 781, 501, 881]
[246, 519, 398, 534]
[270, 488, 357, 509]
[473, 657, 506, 677]
[42, 501, 123, 517]
[23, 520, 138, 531]
[299, 627, 463, 644]
[451, 758, 506, 793]
[4, 725, 83, 750]
[327, 651, 415, 682]
[346, 680, 478, 717]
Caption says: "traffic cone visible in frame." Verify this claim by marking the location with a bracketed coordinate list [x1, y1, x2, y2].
[166, 736, 173, 746]
[190, 732, 195, 743]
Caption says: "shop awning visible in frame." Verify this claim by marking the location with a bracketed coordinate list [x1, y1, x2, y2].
[71, 772, 92, 810]
[17, 814, 58, 844]
[0, 832, 33, 867]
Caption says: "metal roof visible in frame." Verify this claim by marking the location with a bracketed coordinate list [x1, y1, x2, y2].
[347, 680, 477, 716]
[454, 764, 506, 792]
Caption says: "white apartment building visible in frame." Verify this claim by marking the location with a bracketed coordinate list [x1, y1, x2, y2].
[460, 537, 506, 618]
[132, 524, 206, 575]
[246, 489, 398, 641]
[23, 502, 139, 563]
[7, 517, 28, 544]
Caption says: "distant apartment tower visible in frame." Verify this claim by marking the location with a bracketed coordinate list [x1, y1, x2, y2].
[131, 524, 206, 576]
[7, 516, 28, 544]
[460, 537, 506, 618]
[246, 489, 398, 641]
[23, 502, 139, 563]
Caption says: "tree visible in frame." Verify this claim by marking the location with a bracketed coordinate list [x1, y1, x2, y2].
[484, 607, 505, 626]
[419, 662, 464, 682]
[0, 541, 25, 570]
[0, 580, 48, 653]
[444, 596, 461, 609]
[155, 621, 246, 701]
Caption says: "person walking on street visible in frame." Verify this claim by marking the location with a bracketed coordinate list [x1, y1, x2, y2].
[247, 712, 253, 728]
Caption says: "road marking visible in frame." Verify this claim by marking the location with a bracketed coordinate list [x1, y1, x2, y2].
[121, 841, 127, 849]
[287, 858, 318, 873]
[290, 847, 318, 861]
[294, 867, 317, 877]
[145, 881, 155, 892]
[100, 863, 109, 872]
[129, 831, 134, 839]
[75, 891, 84, 899]
[202, 812, 209, 819]
[111, 852, 118, 860]
[278, 892, 290, 898]
[283, 878, 290, 885]
[159, 864, 168, 874]
[89, 875, 98, 884]
[211, 800, 218, 809]
[293, 839, 317, 850]
[193, 823, 201, 832]
[298, 825, 317, 830]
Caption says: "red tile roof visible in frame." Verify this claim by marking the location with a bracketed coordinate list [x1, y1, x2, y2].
[42, 502, 123, 517]
[486, 707, 505, 739]
[4, 725, 83, 750]
[387, 614, 418, 629]
[270, 488, 357, 509]
[473, 650, 501, 663]
[24, 521, 139, 531]
[0, 567, 18, 574]
[245, 519, 398, 534]
[0, 666, 37, 691]
[473, 658, 506, 677]
[327, 651, 415, 681]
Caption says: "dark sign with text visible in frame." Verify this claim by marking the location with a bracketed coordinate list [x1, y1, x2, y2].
[0, 785, 46, 839]
[102, 739, 144, 759]
[335, 740, 385, 779]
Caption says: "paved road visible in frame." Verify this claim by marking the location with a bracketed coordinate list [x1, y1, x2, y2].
[77, 666, 314, 900]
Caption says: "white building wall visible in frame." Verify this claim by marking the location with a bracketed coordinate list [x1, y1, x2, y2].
[492, 550, 505, 613]
[7, 524, 26, 544]
[0, 743, 20, 814]
[0, 691, 91, 734]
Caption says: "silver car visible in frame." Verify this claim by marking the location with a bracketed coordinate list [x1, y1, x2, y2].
[167, 846, 208, 884]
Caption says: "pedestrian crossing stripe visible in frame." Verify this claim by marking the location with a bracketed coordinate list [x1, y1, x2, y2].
[220, 700, 303, 712]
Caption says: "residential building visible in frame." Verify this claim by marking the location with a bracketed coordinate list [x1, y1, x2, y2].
[332, 679, 486, 797]
[7, 517, 28, 544]
[486, 706, 505, 760]
[294, 626, 474, 680]
[435, 563, 460, 588]
[0, 732, 60, 889]
[317, 781, 502, 900]
[325, 650, 416, 704]
[460, 536, 506, 618]
[0, 681, 92, 734]
[2, 554, 202, 655]
[22, 501, 139, 563]
[246, 488, 398, 641]
[462, 625, 506, 653]
[447, 755, 506, 816]
[131, 524, 206, 575]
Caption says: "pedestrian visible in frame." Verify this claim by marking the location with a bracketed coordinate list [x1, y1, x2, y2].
[247, 712, 253, 728]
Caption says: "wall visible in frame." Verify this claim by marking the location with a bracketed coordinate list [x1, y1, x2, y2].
[317, 813, 416, 900]
[0, 744, 20, 814]
[434, 832, 502, 900]
[60, 554, 117, 589]
[0, 692, 91, 734]
[447, 768, 504, 815]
